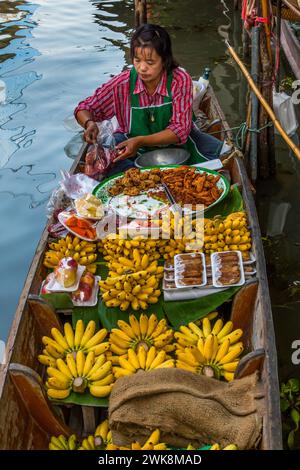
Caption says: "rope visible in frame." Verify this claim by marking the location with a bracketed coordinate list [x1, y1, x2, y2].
[208, 121, 273, 150]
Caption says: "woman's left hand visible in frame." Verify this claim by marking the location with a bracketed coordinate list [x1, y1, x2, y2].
[114, 137, 142, 161]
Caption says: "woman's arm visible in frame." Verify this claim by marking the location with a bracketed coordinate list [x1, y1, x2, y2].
[76, 110, 99, 144]
[114, 129, 179, 160]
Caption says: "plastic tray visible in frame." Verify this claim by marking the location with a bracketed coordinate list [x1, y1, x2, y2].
[211, 251, 245, 288]
[174, 252, 207, 288]
[72, 276, 101, 307]
[46, 265, 86, 292]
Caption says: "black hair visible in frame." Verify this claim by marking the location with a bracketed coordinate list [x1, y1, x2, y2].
[130, 24, 179, 73]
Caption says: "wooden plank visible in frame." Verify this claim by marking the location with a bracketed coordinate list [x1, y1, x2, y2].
[9, 363, 71, 440]
[235, 349, 265, 379]
[28, 295, 62, 337]
[231, 280, 258, 351]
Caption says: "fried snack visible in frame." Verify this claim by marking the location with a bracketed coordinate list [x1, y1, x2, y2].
[108, 168, 162, 196]
[162, 167, 223, 209]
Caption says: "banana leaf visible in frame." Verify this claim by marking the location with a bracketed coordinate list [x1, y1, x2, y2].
[98, 296, 165, 331]
[41, 293, 73, 310]
[72, 305, 100, 329]
[50, 391, 108, 408]
[205, 185, 243, 219]
[163, 286, 241, 329]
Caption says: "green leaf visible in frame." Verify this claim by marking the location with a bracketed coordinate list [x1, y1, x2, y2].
[41, 293, 73, 310]
[291, 408, 300, 430]
[72, 305, 100, 329]
[288, 378, 300, 393]
[288, 430, 295, 449]
[98, 297, 165, 331]
[205, 185, 243, 219]
[50, 390, 108, 407]
[162, 286, 241, 329]
[281, 398, 291, 413]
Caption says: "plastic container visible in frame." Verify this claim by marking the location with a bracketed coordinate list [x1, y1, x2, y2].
[273, 90, 298, 137]
[46, 265, 86, 292]
[164, 270, 175, 281]
[211, 251, 245, 288]
[174, 252, 207, 288]
[72, 276, 101, 307]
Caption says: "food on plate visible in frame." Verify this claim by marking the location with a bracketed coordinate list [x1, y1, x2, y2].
[72, 272, 95, 302]
[174, 253, 205, 287]
[212, 251, 243, 286]
[54, 257, 78, 288]
[162, 166, 223, 209]
[108, 168, 162, 196]
[65, 214, 97, 239]
[75, 193, 104, 219]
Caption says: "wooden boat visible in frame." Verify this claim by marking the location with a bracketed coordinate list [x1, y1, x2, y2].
[0, 87, 283, 450]
[281, 19, 300, 80]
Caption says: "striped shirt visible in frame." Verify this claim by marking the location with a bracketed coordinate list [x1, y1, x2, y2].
[74, 67, 193, 144]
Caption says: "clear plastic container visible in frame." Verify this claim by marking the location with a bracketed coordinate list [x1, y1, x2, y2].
[174, 252, 207, 288]
[211, 251, 245, 288]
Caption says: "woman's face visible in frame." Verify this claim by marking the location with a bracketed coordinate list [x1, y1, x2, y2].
[133, 47, 163, 85]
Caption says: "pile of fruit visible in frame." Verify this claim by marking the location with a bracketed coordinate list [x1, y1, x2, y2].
[113, 346, 174, 379]
[38, 320, 109, 365]
[79, 419, 112, 450]
[106, 429, 168, 451]
[45, 351, 113, 399]
[43, 235, 97, 273]
[109, 314, 175, 356]
[174, 316, 244, 381]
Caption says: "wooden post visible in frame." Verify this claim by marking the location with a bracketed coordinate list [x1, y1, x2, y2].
[275, 0, 282, 93]
[250, 25, 261, 181]
[134, 0, 147, 28]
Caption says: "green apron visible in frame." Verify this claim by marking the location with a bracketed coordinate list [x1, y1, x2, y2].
[128, 67, 206, 164]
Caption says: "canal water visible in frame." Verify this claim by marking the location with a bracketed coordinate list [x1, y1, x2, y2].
[0, 0, 299, 391]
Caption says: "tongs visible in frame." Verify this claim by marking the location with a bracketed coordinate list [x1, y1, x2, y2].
[161, 182, 181, 214]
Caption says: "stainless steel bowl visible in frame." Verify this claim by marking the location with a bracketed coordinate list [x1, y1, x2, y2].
[134, 148, 190, 168]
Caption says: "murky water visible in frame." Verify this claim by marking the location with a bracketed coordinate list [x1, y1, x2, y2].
[0, 0, 299, 390]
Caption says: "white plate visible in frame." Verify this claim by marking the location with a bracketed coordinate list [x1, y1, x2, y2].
[58, 210, 98, 242]
[108, 193, 168, 220]
[46, 265, 86, 292]
[72, 276, 101, 307]
[211, 251, 245, 288]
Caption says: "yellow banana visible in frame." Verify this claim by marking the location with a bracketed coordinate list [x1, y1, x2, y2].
[64, 323, 74, 349]
[88, 342, 110, 356]
[83, 351, 95, 377]
[110, 333, 130, 350]
[80, 321, 96, 347]
[76, 350, 85, 377]
[74, 320, 85, 349]
[139, 314, 148, 338]
[214, 338, 230, 363]
[217, 321, 233, 340]
[211, 319, 224, 336]
[48, 376, 71, 390]
[218, 345, 243, 365]
[110, 343, 127, 356]
[146, 314, 158, 338]
[119, 356, 136, 373]
[111, 328, 132, 343]
[47, 388, 70, 400]
[56, 358, 73, 380]
[127, 348, 140, 370]
[221, 361, 239, 372]
[202, 318, 211, 338]
[203, 334, 214, 361]
[66, 353, 78, 377]
[129, 315, 141, 338]
[137, 346, 146, 369]
[92, 374, 114, 387]
[84, 329, 108, 350]
[144, 429, 160, 446]
[95, 419, 109, 440]
[38, 355, 56, 367]
[151, 319, 167, 338]
[223, 372, 235, 382]
[88, 361, 111, 381]
[89, 385, 112, 397]
[47, 367, 71, 383]
[219, 329, 243, 345]
[188, 322, 204, 338]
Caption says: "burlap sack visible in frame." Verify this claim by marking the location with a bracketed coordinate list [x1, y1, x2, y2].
[109, 368, 262, 449]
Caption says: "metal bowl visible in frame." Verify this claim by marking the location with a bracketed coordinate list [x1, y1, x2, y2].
[134, 148, 190, 168]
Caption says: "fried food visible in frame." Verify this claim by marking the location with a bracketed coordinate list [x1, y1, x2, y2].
[108, 168, 162, 196]
[162, 166, 223, 209]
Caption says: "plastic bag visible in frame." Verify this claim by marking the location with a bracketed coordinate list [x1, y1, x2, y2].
[60, 170, 99, 199]
[84, 120, 119, 178]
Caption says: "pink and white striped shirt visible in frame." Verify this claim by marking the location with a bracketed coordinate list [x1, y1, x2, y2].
[74, 67, 193, 144]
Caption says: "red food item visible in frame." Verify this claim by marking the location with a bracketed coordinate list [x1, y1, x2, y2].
[81, 272, 95, 287]
[84, 144, 118, 178]
[72, 282, 93, 302]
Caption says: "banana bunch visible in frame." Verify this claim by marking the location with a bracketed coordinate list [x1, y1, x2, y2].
[107, 253, 161, 277]
[113, 346, 174, 379]
[174, 315, 243, 352]
[175, 332, 244, 381]
[99, 265, 163, 311]
[79, 419, 112, 450]
[106, 429, 168, 450]
[43, 234, 97, 273]
[38, 321, 109, 365]
[45, 352, 114, 399]
[194, 211, 251, 255]
[210, 443, 238, 450]
[49, 434, 77, 450]
[109, 314, 175, 356]
[100, 234, 162, 262]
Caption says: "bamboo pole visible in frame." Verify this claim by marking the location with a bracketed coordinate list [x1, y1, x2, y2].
[226, 41, 300, 160]
[250, 25, 261, 181]
[275, 0, 282, 93]
[261, 0, 272, 62]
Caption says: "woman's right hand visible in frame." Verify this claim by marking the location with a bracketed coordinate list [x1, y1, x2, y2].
[84, 121, 99, 144]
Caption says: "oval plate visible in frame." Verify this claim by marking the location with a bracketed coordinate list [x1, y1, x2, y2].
[92, 165, 230, 219]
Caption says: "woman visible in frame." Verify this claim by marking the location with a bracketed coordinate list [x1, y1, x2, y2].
[75, 24, 225, 176]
